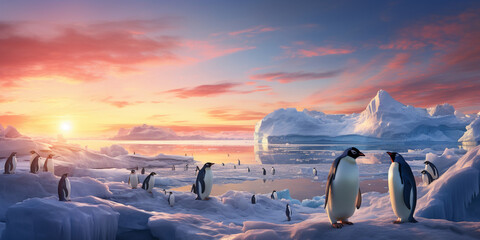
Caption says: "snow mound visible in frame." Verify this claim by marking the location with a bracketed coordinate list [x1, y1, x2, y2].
[425, 148, 465, 174]
[100, 144, 128, 157]
[416, 145, 480, 221]
[255, 90, 470, 143]
[2, 197, 119, 240]
[459, 118, 480, 143]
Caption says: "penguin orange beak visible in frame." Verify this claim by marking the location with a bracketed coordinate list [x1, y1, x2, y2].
[358, 152, 365, 156]
[386, 152, 394, 162]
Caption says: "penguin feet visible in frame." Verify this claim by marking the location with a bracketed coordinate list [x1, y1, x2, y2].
[393, 219, 403, 224]
[340, 220, 353, 225]
[331, 223, 343, 228]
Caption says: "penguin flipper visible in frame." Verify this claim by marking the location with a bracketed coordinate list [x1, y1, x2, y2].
[128, 176, 130, 185]
[356, 188, 362, 209]
[324, 156, 342, 208]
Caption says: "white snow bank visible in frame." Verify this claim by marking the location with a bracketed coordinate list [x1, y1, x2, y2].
[417, 145, 480, 221]
[2, 197, 119, 240]
[0, 173, 112, 221]
[425, 148, 465, 174]
[459, 118, 480, 142]
[100, 144, 129, 157]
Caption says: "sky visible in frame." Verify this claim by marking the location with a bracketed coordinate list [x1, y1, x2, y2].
[0, 0, 479, 139]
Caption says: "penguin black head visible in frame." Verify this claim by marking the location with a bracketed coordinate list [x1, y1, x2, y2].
[131, 170, 135, 174]
[386, 152, 397, 162]
[421, 170, 427, 174]
[150, 172, 157, 175]
[169, 191, 172, 195]
[48, 154, 54, 158]
[204, 162, 215, 168]
[62, 173, 68, 178]
[272, 190, 276, 193]
[424, 161, 432, 165]
[347, 147, 365, 159]
[386, 152, 406, 163]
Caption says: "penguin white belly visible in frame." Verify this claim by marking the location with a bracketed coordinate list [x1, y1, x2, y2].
[421, 174, 429, 185]
[148, 176, 155, 192]
[38, 157, 44, 171]
[388, 163, 412, 222]
[200, 169, 213, 199]
[47, 159, 54, 174]
[12, 156, 17, 173]
[130, 174, 139, 188]
[169, 195, 175, 206]
[327, 157, 359, 223]
[65, 178, 71, 200]
[425, 165, 438, 179]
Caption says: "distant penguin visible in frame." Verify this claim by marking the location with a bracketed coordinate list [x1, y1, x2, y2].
[142, 172, 157, 193]
[238, 159, 241, 165]
[168, 192, 175, 207]
[271, 167, 275, 175]
[195, 162, 215, 200]
[141, 167, 145, 175]
[234, 165, 237, 169]
[227, 153, 230, 157]
[30, 151, 41, 174]
[222, 163, 225, 166]
[58, 173, 71, 201]
[262, 168, 266, 175]
[313, 167, 317, 176]
[195, 166, 200, 176]
[185, 164, 188, 171]
[163, 189, 167, 195]
[421, 170, 434, 185]
[424, 161, 439, 180]
[43, 154, 54, 174]
[128, 170, 139, 189]
[191, 183, 197, 194]
[271, 190, 278, 200]
[172, 165, 176, 171]
[247, 167, 250, 173]
[325, 147, 364, 228]
[4, 152, 17, 174]
[251, 194, 256, 204]
[286, 204, 292, 221]
[387, 152, 417, 224]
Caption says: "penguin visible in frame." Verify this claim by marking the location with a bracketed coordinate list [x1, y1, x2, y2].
[251, 194, 256, 204]
[30, 151, 41, 174]
[58, 173, 71, 201]
[234, 165, 237, 169]
[172, 165, 175, 171]
[163, 189, 167, 195]
[325, 147, 364, 228]
[313, 167, 317, 176]
[238, 159, 241, 165]
[191, 183, 197, 194]
[142, 172, 157, 193]
[4, 152, 17, 174]
[271, 190, 278, 200]
[195, 166, 200, 176]
[421, 170, 434, 185]
[387, 152, 417, 224]
[195, 162, 215, 200]
[168, 192, 175, 207]
[43, 154, 55, 174]
[141, 167, 145, 175]
[247, 167, 250, 173]
[271, 167, 275, 175]
[424, 161, 439, 180]
[262, 168, 266, 175]
[286, 204, 292, 221]
[128, 170, 139, 189]
[222, 163, 225, 166]
[185, 164, 188, 171]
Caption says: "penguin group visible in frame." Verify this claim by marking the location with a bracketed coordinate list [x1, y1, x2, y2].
[421, 161, 439, 185]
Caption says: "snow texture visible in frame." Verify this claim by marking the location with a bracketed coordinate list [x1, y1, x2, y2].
[100, 144, 129, 157]
[459, 117, 480, 143]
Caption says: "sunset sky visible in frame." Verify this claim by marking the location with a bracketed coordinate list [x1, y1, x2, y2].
[1, 0, 479, 139]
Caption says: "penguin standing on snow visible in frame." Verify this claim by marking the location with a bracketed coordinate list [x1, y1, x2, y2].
[421, 170, 434, 185]
[4, 152, 17, 174]
[142, 172, 157, 193]
[128, 170, 139, 189]
[141, 167, 145, 175]
[172, 165, 175, 171]
[195, 162, 215, 200]
[286, 204, 292, 221]
[30, 151, 41, 174]
[271, 190, 278, 200]
[313, 167, 317, 176]
[424, 161, 439, 180]
[387, 152, 417, 224]
[251, 194, 256, 204]
[238, 159, 241, 166]
[247, 167, 250, 173]
[43, 154, 55, 174]
[262, 168, 266, 175]
[185, 164, 188, 171]
[234, 165, 237, 169]
[222, 163, 225, 166]
[58, 173, 71, 201]
[271, 167, 275, 175]
[168, 192, 175, 207]
[325, 147, 364, 228]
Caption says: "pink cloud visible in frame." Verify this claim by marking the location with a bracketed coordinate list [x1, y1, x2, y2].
[280, 42, 354, 59]
[250, 70, 342, 83]
[163, 82, 272, 98]
[228, 25, 278, 36]
[182, 40, 255, 61]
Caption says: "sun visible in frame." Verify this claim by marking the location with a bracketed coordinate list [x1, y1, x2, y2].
[60, 122, 72, 132]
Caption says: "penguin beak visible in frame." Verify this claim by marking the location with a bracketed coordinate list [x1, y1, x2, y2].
[358, 151, 365, 157]
[386, 152, 394, 162]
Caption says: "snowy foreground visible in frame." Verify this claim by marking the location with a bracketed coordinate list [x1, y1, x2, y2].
[0, 137, 480, 239]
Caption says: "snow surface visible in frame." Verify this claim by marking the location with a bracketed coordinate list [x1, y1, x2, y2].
[255, 90, 472, 143]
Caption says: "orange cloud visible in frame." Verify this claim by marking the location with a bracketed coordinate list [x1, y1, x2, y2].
[207, 109, 266, 121]
[250, 70, 342, 83]
[163, 83, 272, 98]
[100, 97, 144, 108]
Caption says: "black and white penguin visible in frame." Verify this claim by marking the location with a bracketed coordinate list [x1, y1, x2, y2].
[251, 194, 256, 204]
[163, 189, 167, 195]
[270, 190, 278, 200]
[234, 165, 237, 169]
[222, 163, 225, 166]
[4, 152, 17, 174]
[262, 168, 266, 175]
[387, 152, 417, 224]
[195, 162, 215, 200]
[185, 164, 188, 171]
[313, 167, 317, 176]
[247, 167, 250, 173]
[128, 170, 139, 189]
[172, 165, 175, 171]
[325, 147, 364, 228]
[43, 154, 54, 174]
[191, 183, 197, 194]
[424, 161, 439, 180]
[142, 172, 157, 193]
[421, 170, 434, 185]
[141, 167, 145, 175]
[286, 204, 292, 221]
[30, 150, 41, 174]
[271, 167, 275, 175]
[168, 192, 175, 207]
[58, 173, 71, 201]
[238, 159, 241, 165]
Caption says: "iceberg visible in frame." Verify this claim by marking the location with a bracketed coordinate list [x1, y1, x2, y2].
[458, 117, 480, 143]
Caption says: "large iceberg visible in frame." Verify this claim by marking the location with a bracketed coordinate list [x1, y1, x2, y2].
[255, 90, 472, 143]
[458, 117, 480, 143]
